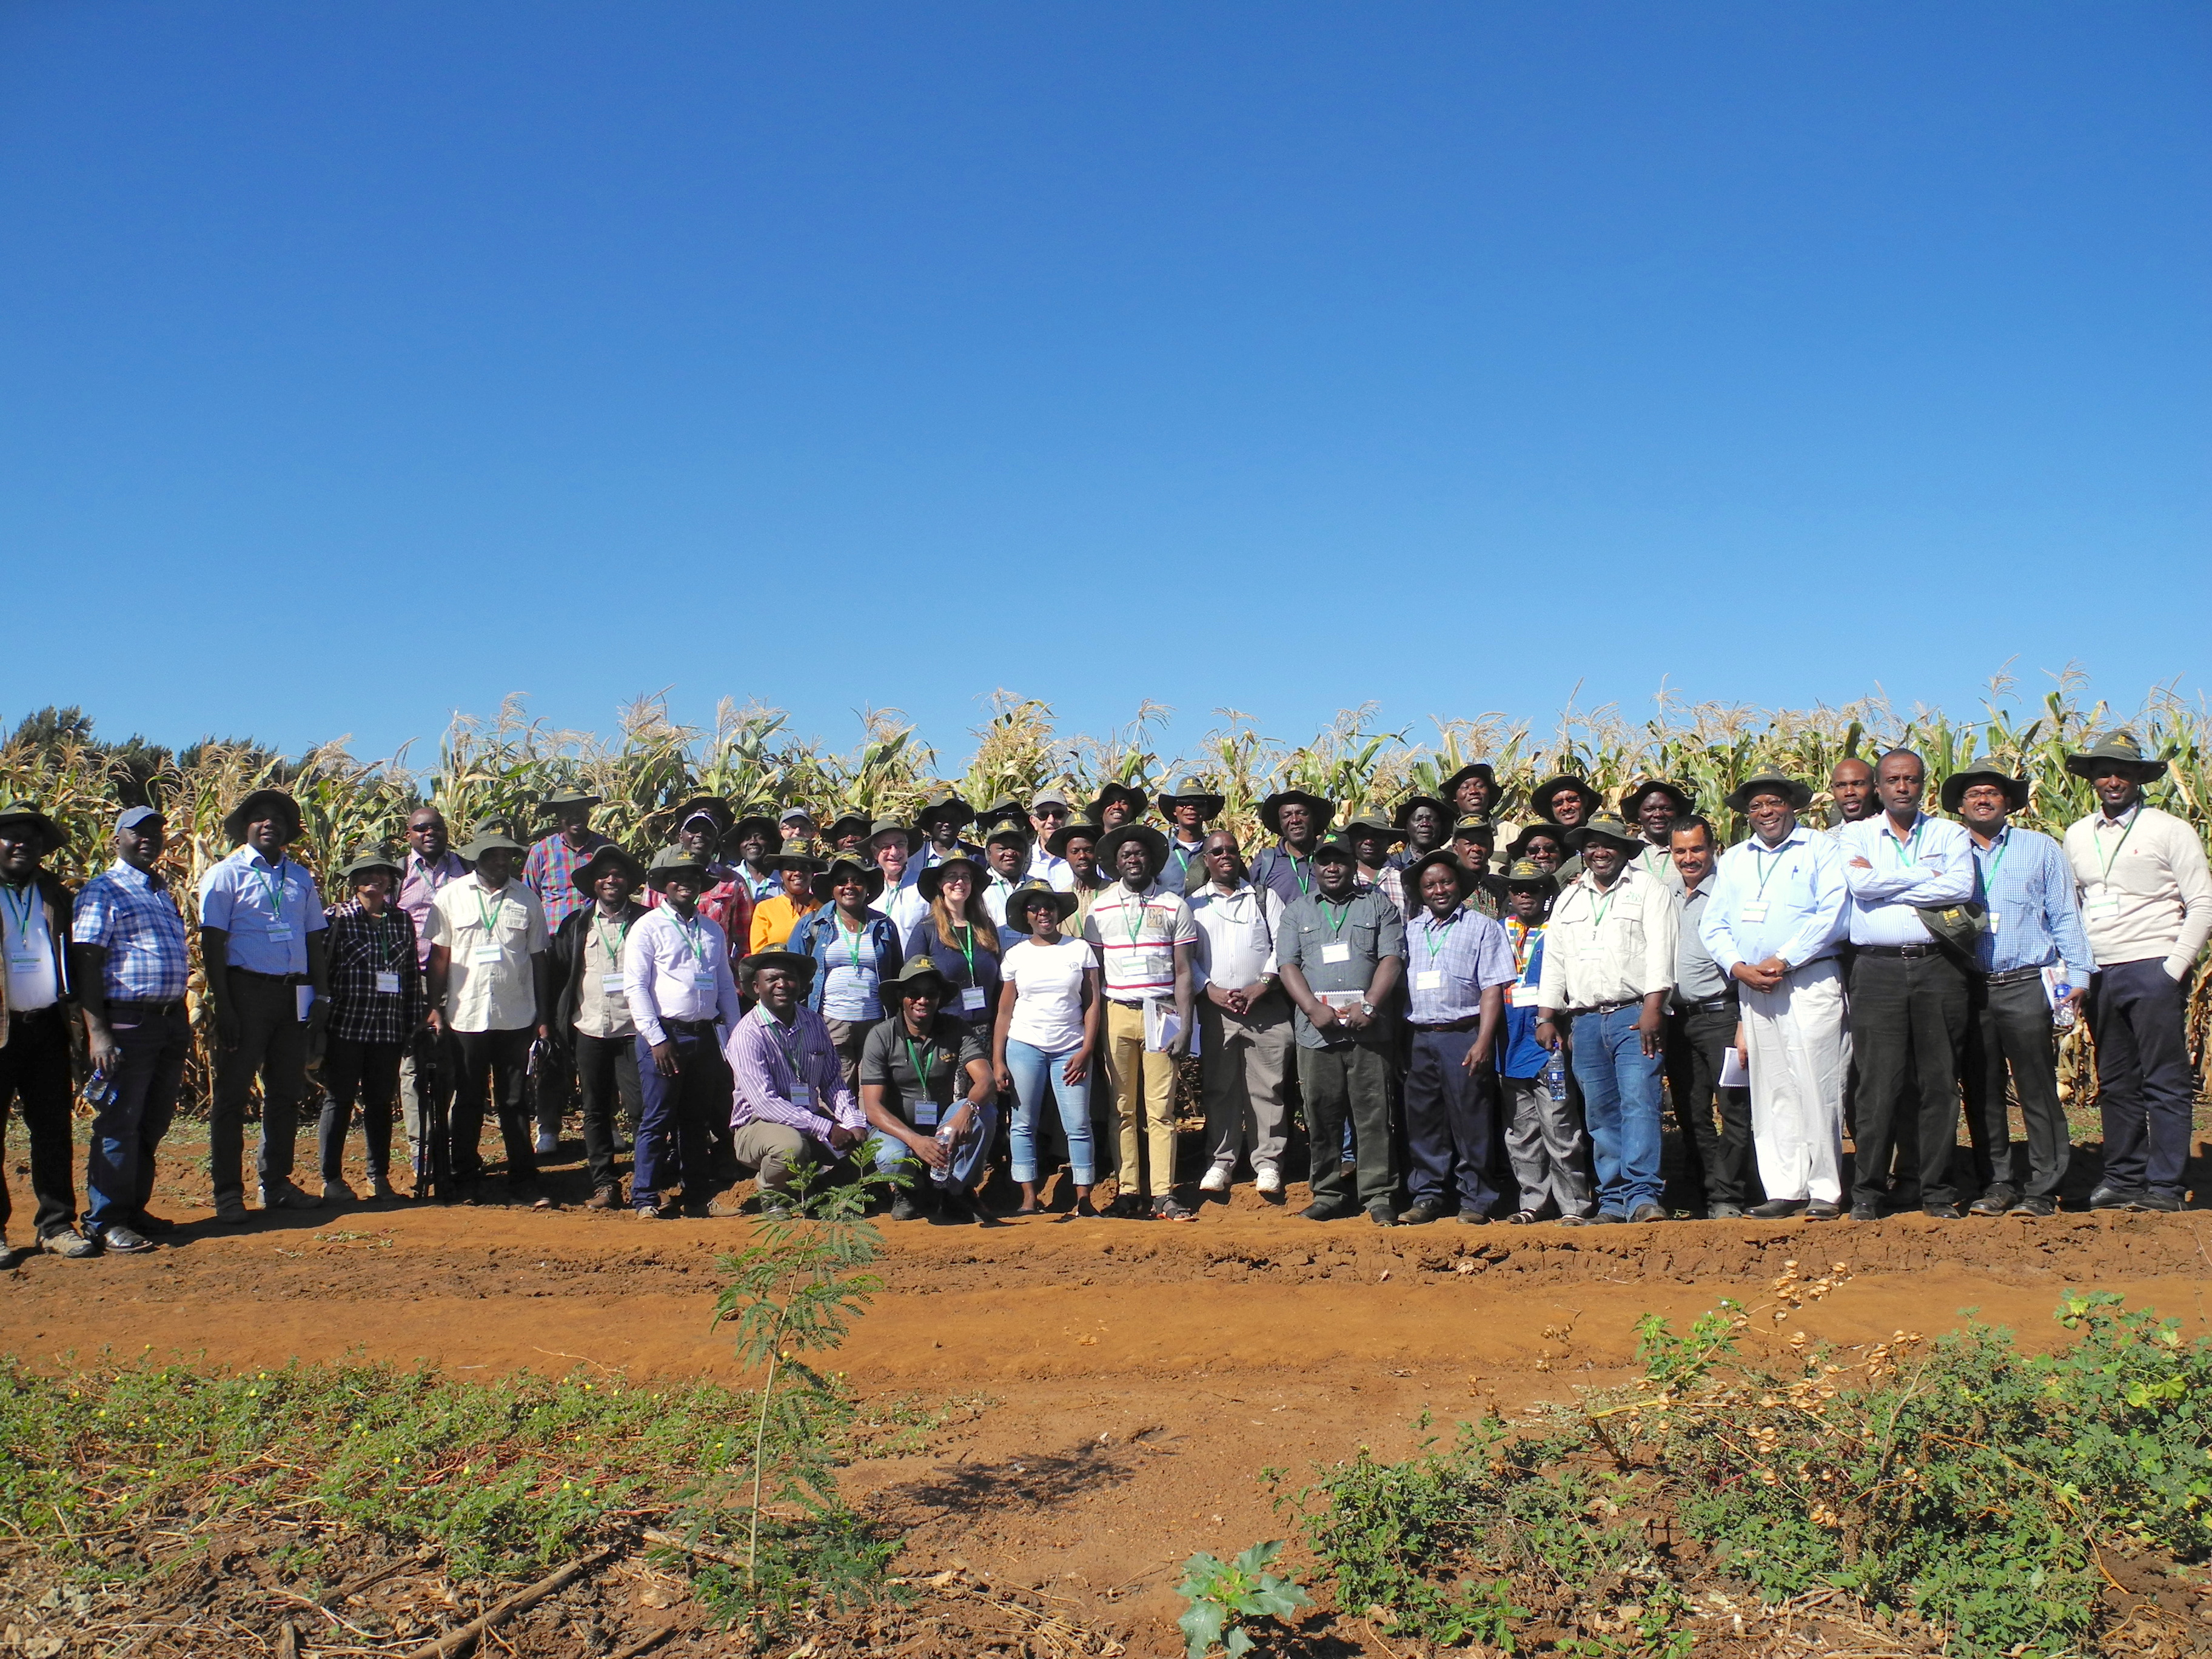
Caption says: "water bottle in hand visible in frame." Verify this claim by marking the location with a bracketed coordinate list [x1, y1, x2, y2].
[1543, 1049, 1569, 1104]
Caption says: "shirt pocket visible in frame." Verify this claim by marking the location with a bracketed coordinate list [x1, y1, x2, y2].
[1349, 920, 1380, 959]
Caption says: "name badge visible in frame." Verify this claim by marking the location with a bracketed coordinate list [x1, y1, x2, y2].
[692, 971, 719, 991]
[600, 973, 627, 994]
[1739, 902, 1769, 923]
[2085, 896, 2120, 918]
[266, 926, 294, 942]
[374, 970, 401, 995]
[470, 943, 504, 965]
[1986, 913, 2001, 933]
[1510, 984, 1542, 1007]
[914, 1096, 940, 1128]
[1415, 970, 1444, 991]
[792, 1082, 814, 1110]
[6, 951, 41, 971]
[960, 986, 988, 1012]
[1321, 942, 1352, 964]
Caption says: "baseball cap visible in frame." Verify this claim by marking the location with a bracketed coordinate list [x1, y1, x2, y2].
[117, 805, 164, 830]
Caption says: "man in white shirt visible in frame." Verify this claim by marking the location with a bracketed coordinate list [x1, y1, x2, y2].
[1186, 831, 1293, 1200]
[624, 848, 744, 1219]
[0, 802, 87, 1262]
[1835, 749, 1976, 1219]
[1700, 773, 1849, 1220]
[2062, 732, 2212, 1212]
[1535, 814, 1676, 1224]
[869, 819, 931, 939]
[1024, 786, 1079, 891]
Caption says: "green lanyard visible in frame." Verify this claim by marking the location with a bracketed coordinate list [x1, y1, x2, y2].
[1123, 894, 1152, 948]
[1291, 851, 1311, 895]
[597, 912, 628, 969]
[902, 1032, 936, 1098]
[1507, 918, 1540, 978]
[1, 885, 36, 953]
[957, 925, 977, 985]
[473, 885, 505, 939]
[1589, 883, 1617, 930]
[837, 913, 866, 971]
[2096, 811, 2139, 882]
[666, 907, 708, 968]
[374, 911, 405, 971]
[253, 857, 288, 924]
[766, 1013, 805, 1078]
[1318, 895, 1353, 940]
[1420, 912, 1457, 962]
[1886, 817, 1924, 869]
[1750, 840, 1791, 896]
[1978, 829, 2008, 894]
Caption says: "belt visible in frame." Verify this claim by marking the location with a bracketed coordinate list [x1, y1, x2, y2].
[1410, 1016, 1480, 1033]
[1983, 964, 2047, 988]
[1856, 943, 1939, 959]
[231, 968, 304, 982]
[1575, 997, 1641, 1016]
[6, 1002, 63, 1022]
[662, 1016, 721, 1034]
[1675, 992, 1738, 1014]
[107, 997, 185, 1016]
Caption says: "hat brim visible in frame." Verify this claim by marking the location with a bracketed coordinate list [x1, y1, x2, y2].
[811, 862, 886, 902]
[1939, 770, 2032, 813]
[2064, 752, 2166, 781]
[1441, 764, 1497, 795]
[222, 790, 303, 845]
[645, 860, 713, 890]
[1004, 888, 1081, 934]
[1722, 777, 1815, 813]
[1045, 822, 1101, 857]
[914, 797, 976, 828]
[543, 793, 602, 811]
[458, 834, 530, 861]
[888, 964, 957, 998]
[1392, 795, 1450, 831]
[337, 857, 404, 884]
[1529, 777, 1601, 823]
[1155, 790, 1225, 819]
[1401, 848, 1468, 900]
[914, 857, 984, 901]
[0, 811, 63, 854]
[576, 848, 648, 887]
[1258, 791, 1335, 837]
[739, 950, 817, 987]
[1095, 823, 1170, 871]
[1565, 823, 1644, 855]
[1621, 781, 1694, 816]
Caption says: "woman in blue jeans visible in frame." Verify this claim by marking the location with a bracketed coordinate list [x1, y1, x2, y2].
[991, 882, 1102, 1217]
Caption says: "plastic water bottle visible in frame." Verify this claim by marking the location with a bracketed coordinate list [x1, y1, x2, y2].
[1542, 1048, 1569, 1104]
[2050, 976, 2077, 1031]
[83, 1068, 117, 1108]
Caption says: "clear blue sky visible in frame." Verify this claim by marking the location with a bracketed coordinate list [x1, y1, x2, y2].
[3, 4, 2205, 766]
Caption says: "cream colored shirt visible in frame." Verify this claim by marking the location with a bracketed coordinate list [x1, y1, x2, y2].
[1537, 863, 1678, 1012]
[574, 910, 637, 1040]
[427, 876, 549, 1033]
[2063, 804, 2212, 979]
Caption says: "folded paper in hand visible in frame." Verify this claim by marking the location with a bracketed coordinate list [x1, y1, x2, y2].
[1718, 1048, 1749, 1089]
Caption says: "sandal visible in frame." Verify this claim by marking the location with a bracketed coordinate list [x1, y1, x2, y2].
[1506, 1208, 1544, 1225]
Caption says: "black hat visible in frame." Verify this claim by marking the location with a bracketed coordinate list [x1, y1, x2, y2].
[670, 796, 734, 837]
[1449, 814, 1498, 845]
[1565, 813, 1643, 855]
[760, 850, 823, 876]
[1338, 813, 1404, 849]
[541, 788, 602, 812]
[1529, 776, 1601, 824]
[824, 811, 873, 844]
[739, 949, 817, 991]
[2064, 731, 2168, 782]
[222, 788, 303, 846]
[574, 843, 648, 890]
[645, 846, 713, 890]
[1620, 779, 1694, 819]
[1392, 793, 1450, 833]
[1085, 780, 1149, 825]
[1501, 857, 1558, 892]
[1258, 788, 1335, 838]
[1504, 824, 1570, 863]
[913, 788, 976, 831]
[976, 796, 1029, 835]
[1046, 820, 1101, 858]
[1723, 771, 1814, 813]
[1401, 848, 1467, 903]
[458, 825, 530, 862]
[915, 856, 985, 902]
[335, 845, 404, 885]
[811, 854, 886, 902]
[0, 800, 63, 855]
[983, 819, 1033, 850]
[729, 806, 785, 846]
[1003, 879, 1079, 934]
[886, 955, 957, 1000]
[1310, 835, 1358, 866]
[1939, 766, 2031, 813]
[1095, 822, 1169, 875]
[1155, 776, 1225, 819]
[1439, 762, 1497, 800]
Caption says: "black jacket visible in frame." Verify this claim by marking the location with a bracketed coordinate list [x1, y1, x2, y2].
[538, 899, 648, 1050]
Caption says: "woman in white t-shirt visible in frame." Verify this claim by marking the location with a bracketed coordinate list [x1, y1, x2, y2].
[992, 881, 1102, 1217]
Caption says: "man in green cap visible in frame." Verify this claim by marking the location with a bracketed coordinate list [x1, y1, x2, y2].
[2062, 732, 2211, 1213]
[1154, 778, 1224, 896]
[0, 802, 88, 1261]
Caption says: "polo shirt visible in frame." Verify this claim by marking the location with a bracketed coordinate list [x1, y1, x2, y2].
[1081, 882, 1198, 1003]
[858, 1012, 988, 1130]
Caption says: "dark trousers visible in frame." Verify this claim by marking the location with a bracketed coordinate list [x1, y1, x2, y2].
[633, 1024, 729, 1207]
[85, 1001, 189, 1234]
[1296, 1041, 1395, 1212]
[1403, 1028, 1499, 1214]
[2086, 957, 2194, 1197]
[0, 1007, 78, 1238]
[1664, 1000, 1756, 1210]
[1848, 950, 1969, 1209]
[1962, 974, 2070, 1199]
[451, 1026, 537, 1185]
[318, 1036, 403, 1184]
[209, 971, 310, 1204]
[575, 1030, 643, 1194]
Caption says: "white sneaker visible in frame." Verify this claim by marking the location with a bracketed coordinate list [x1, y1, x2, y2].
[534, 1131, 560, 1158]
[1254, 1167, 1284, 1196]
[1199, 1167, 1232, 1195]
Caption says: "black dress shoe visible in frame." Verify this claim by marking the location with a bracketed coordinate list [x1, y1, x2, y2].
[1586, 1211, 1626, 1225]
[2088, 1184, 2142, 1212]
[2010, 1195, 2057, 1216]
[1922, 1202, 1963, 1219]
[1748, 1199, 1807, 1218]
[1706, 1201, 1746, 1219]
[1849, 1201, 1882, 1221]
[890, 1189, 927, 1222]
[1627, 1202, 1666, 1224]
[1968, 1185, 2019, 1216]
[1367, 1204, 1399, 1227]
[1301, 1201, 1355, 1222]
[2137, 1191, 2183, 1213]
[1805, 1200, 1842, 1222]
[1398, 1201, 1447, 1225]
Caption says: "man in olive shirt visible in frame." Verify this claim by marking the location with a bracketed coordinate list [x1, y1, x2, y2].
[1276, 838, 1405, 1226]
[857, 959, 997, 1224]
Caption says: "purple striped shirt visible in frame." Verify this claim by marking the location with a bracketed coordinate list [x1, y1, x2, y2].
[726, 1004, 863, 1142]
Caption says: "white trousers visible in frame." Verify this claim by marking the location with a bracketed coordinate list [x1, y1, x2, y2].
[1740, 958, 1848, 1204]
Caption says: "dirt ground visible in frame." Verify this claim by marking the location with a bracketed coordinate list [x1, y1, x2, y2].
[7, 1118, 2212, 1656]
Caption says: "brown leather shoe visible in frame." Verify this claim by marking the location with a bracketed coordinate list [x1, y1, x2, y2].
[586, 1185, 622, 1210]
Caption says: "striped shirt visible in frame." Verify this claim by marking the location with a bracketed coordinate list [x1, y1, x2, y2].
[522, 829, 612, 932]
[1081, 882, 1198, 1002]
[1403, 906, 1516, 1024]
[72, 861, 191, 1002]
[728, 1004, 863, 1144]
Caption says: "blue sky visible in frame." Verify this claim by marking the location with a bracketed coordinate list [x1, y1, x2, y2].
[2, 3, 2205, 768]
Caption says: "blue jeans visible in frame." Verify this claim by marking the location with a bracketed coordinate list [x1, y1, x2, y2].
[1569, 1005, 1664, 1215]
[1004, 1039, 1094, 1184]
[87, 1002, 191, 1235]
[874, 1100, 1000, 1190]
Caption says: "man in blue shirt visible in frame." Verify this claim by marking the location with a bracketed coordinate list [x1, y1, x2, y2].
[1945, 766, 2094, 1217]
[1835, 751, 1976, 1219]
[1396, 850, 1515, 1224]
[198, 789, 330, 1221]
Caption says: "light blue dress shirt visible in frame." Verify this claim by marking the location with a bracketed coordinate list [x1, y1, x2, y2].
[1835, 813, 1975, 946]
[1698, 825, 1848, 973]
[1969, 824, 2094, 980]
[197, 847, 327, 976]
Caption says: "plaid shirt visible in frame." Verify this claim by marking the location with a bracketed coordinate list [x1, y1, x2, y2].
[71, 861, 190, 1002]
[523, 830, 611, 931]
[323, 902, 424, 1044]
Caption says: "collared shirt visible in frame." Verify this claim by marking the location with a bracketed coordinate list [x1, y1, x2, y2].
[323, 902, 423, 1045]
[1157, 838, 1210, 896]
[398, 850, 468, 968]
[1672, 878, 1730, 1002]
[427, 876, 549, 1033]
[1700, 825, 1847, 974]
[1249, 843, 1318, 908]
[1187, 881, 1283, 991]
[197, 847, 326, 976]
[72, 861, 189, 1002]
[1836, 813, 1975, 947]
[623, 905, 743, 1047]
[1402, 905, 1515, 1025]
[1082, 882, 1199, 1001]
[2063, 803, 2212, 978]
[859, 1011, 988, 1129]
[728, 1004, 863, 1142]
[735, 862, 784, 903]
[1277, 888, 1404, 1048]
[980, 866, 1030, 937]
[1637, 843, 1687, 893]
[0, 879, 60, 1011]
[643, 860, 746, 939]
[574, 908, 638, 1039]
[1969, 824, 2094, 980]
[1537, 864, 1677, 1011]
[1025, 846, 1076, 892]
[878, 878, 930, 940]
[522, 828, 612, 932]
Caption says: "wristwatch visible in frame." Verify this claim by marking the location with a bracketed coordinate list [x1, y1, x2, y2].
[1358, 1001, 1375, 1017]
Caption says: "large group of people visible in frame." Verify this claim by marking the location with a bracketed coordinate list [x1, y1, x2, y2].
[0, 728, 2205, 1259]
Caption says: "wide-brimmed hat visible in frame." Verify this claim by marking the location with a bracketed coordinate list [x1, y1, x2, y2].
[728, 806, 784, 846]
[221, 788, 303, 845]
[738, 949, 817, 991]
[760, 850, 823, 876]
[1338, 813, 1404, 850]
[1046, 820, 1101, 858]
[1155, 776, 1225, 819]
[574, 843, 647, 890]
[886, 955, 957, 1000]
[1620, 779, 1694, 819]
[824, 811, 872, 844]
[1258, 788, 1335, 837]
[982, 819, 1033, 850]
[2064, 731, 2168, 782]
[1529, 775, 1601, 824]
[0, 800, 63, 854]
[1401, 848, 1468, 904]
[1003, 878, 1080, 934]
[541, 788, 601, 813]
[1085, 780, 1149, 825]
[458, 826, 529, 862]
[1392, 793, 1450, 833]
[1723, 771, 1814, 813]
[811, 854, 886, 902]
[1439, 762, 1497, 800]
[913, 788, 976, 831]
[1095, 822, 1169, 874]
[916, 856, 985, 902]
[1940, 766, 2031, 813]
[645, 846, 712, 890]
[1501, 857, 1558, 891]
[976, 796, 1030, 835]
[865, 816, 911, 848]
[1449, 814, 1498, 845]
[1566, 813, 1644, 855]
[670, 796, 734, 837]
[336, 845, 404, 885]
[1504, 824, 1569, 862]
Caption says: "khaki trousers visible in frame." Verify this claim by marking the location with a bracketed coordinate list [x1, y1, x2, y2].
[1198, 993, 1292, 1175]
[1102, 999, 1179, 1199]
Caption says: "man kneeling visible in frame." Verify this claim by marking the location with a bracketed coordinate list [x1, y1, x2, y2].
[859, 957, 1000, 1224]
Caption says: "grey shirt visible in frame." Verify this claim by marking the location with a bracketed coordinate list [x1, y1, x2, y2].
[1277, 889, 1406, 1049]
[1672, 878, 1730, 1004]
